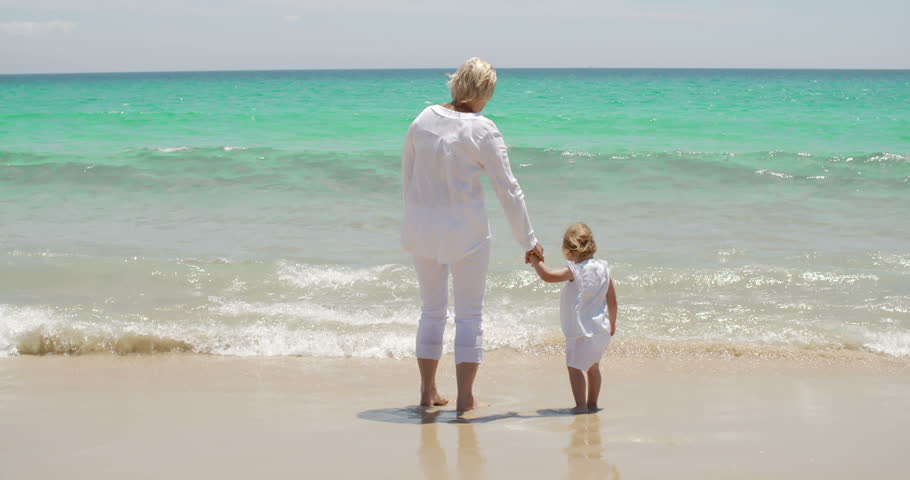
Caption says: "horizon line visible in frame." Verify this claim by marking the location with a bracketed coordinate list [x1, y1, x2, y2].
[2, 66, 909, 76]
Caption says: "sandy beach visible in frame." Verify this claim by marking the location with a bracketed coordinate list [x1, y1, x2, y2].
[2, 351, 908, 479]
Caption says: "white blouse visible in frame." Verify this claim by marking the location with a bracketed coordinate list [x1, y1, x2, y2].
[560, 259, 612, 339]
[400, 105, 538, 264]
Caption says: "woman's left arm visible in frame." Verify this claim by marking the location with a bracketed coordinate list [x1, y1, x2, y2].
[479, 127, 538, 252]
[401, 127, 416, 205]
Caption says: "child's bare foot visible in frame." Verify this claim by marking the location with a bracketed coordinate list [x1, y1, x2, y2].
[586, 403, 599, 412]
[570, 406, 589, 414]
[420, 390, 449, 407]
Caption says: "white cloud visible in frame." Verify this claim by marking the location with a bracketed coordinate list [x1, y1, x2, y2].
[283, 15, 301, 23]
[0, 20, 77, 36]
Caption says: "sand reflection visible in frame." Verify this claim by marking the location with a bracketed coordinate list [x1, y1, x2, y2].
[565, 414, 619, 479]
[417, 409, 487, 480]
[418, 410, 451, 480]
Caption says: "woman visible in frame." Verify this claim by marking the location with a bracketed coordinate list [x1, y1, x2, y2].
[401, 57, 543, 411]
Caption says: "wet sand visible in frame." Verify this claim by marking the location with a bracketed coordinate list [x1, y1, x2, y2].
[1, 352, 908, 479]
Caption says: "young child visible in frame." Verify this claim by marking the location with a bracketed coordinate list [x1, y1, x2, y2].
[528, 222, 617, 413]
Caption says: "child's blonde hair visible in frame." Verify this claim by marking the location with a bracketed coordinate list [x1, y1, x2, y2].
[562, 222, 597, 259]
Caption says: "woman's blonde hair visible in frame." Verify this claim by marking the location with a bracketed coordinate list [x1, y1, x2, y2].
[562, 223, 597, 259]
[447, 57, 497, 105]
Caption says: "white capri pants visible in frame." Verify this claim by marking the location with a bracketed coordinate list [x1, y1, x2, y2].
[413, 243, 490, 364]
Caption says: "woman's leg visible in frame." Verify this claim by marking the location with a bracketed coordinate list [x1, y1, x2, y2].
[451, 244, 491, 411]
[455, 362, 480, 412]
[417, 358, 446, 406]
[413, 255, 450, 406]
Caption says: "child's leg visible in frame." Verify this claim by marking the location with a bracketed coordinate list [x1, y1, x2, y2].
[567, 367, 587, 411]
[586, 362, 601, 410]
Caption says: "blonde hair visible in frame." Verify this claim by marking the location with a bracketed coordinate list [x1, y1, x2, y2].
[447, 57, 497, 105]
[562, 223, 597, 259]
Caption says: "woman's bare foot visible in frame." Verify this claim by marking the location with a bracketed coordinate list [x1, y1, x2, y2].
[456, 395, 490, 412]
[456, 395, 474, 412]
[420, 390, 449, 407]
[570, 406, 589, 414]
[586, 403, 599, 412]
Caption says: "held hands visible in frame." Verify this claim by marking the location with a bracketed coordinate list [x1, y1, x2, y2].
[524, 243, 544, 264]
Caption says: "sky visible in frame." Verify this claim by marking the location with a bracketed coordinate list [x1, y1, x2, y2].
[1, 0, 908, 73]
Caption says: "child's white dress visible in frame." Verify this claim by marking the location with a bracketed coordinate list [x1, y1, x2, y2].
[561, 258, 612, 371]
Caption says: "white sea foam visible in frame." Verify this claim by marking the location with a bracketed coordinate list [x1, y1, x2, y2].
[2, 300, 907, 359]
[694, 271, 743, 287]
[865, 297, 910, 315]
[560, 150, 595, 158]
[0, 305, 63, 356]
[754, 169, 793, 179]
[276, 262, 407, 290]
[865, 153, 908, 163]
[864, 331, 910, 357]
[156, 146, 192, 153]
[0, 300, 555, 359]
[6, 249, 75, 258]
[208, 297, 416, 327]
[800, 271, 878, 285]
[871, 253, 910, 271]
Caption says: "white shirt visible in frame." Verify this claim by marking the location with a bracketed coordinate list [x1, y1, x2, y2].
[400, 105, 538, 264]
[560, 259, 611, 339]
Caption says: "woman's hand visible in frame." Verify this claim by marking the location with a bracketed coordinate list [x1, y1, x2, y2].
[525, 243, 544, 264]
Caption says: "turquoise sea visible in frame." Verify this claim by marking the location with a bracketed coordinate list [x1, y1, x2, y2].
[1, 69, 909, 358]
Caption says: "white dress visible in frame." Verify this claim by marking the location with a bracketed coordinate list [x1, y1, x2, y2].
[561, 258, 612, 370]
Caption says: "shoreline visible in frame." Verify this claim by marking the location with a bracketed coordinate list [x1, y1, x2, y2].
[2, 352, 908, 479]
[7, 333, 910, 368]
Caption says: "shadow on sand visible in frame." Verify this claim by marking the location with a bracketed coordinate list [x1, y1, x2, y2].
[358, 406, 599, 425]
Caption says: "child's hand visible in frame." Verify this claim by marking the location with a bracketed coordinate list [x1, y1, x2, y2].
[528, 252, 542, 264]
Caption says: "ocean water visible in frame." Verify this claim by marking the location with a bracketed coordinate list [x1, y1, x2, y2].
[1, 69, 909, 359]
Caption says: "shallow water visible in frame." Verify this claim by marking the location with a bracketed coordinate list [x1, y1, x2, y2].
[2, 69, 908, 358]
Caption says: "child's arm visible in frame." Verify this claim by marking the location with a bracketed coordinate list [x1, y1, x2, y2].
[606, 278, 618, 336]
[528, 253, 574, 283]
